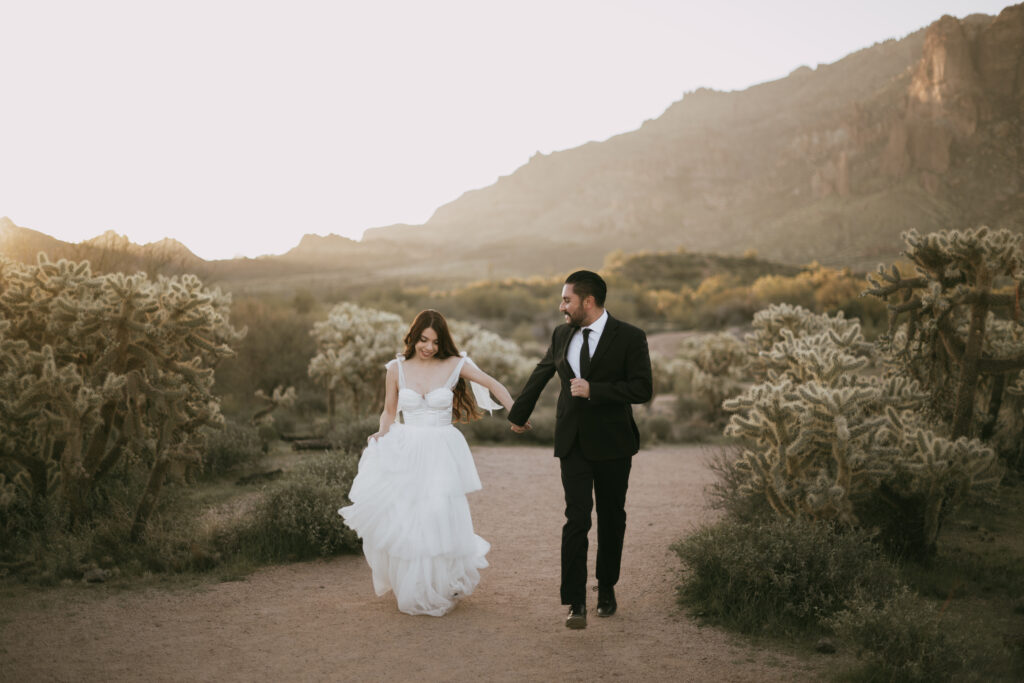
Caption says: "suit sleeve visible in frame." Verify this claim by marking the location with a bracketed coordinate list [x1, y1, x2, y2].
[508, 329, 558, 426]
[588, 327, 653, 406]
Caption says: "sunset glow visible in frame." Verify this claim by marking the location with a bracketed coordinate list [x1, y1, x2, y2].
[0, 0, 1011, 260]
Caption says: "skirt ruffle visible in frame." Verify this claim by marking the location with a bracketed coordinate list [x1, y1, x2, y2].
[338, 424, 490, 616]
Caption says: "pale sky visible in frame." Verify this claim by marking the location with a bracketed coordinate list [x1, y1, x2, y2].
[0, 1, 1013, 260]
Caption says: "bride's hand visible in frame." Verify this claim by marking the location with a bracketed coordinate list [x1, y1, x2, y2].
[367, 431, 385, 443]
[510, 421, 532, 434]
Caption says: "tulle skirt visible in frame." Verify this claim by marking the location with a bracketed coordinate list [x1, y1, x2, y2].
[338, 423, 490, 616]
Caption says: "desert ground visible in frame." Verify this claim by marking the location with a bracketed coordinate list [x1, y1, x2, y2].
[0, 445, 840, 682]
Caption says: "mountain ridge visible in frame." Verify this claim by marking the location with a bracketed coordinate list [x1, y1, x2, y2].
[3, 5, 1022, 283]
[359, 5, 1023, 274]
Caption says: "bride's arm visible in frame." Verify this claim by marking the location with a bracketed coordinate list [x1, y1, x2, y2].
[369, 363, 400, 441]
[460, 361, 515, 413]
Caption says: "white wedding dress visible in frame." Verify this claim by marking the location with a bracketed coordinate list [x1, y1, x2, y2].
[338, 352, 491, 616]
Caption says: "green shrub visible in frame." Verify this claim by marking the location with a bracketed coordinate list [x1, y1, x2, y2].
[328, 414, 383, 455]
[703, 448, 773, 522]
[830, 589, 976, 682]
[201, 421, 264, 477]
[1, 477, 218, 583]
[294, 450, 361, 488]
[634, 410, 673, 446]
[670, 412, 721, 443]
[224, 452, 361, 562]
[673, 516, 900, 636]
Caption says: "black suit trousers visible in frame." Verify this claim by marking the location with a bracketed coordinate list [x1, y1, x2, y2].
[559, 437, 632, 605]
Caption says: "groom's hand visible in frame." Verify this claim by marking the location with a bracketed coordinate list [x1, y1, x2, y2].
[510, 421, 531, 433]
[569, 378, 590, 399]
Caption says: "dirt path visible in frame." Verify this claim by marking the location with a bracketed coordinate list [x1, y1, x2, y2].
[0, 446, 833, 682]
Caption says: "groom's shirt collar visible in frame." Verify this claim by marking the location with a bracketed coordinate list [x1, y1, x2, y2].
[583, 309, 609, 339]
[568, 310, 609, 377]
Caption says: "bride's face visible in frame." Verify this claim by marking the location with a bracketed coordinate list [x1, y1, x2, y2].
[415, 327, 440, 360]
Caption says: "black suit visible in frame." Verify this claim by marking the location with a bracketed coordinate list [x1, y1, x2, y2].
[509, 314, 652, 605]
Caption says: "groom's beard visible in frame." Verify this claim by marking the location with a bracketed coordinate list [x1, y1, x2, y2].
[564, 310, 585, 327]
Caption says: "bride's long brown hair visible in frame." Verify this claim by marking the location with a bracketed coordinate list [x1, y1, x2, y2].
[403, 309, 481, 423]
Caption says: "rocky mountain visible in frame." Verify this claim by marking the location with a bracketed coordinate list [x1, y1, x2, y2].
[359, 4, 1024, 274]
[0, 218, 208, 276]
[0, 217, 68, 264]
[4, 5, 1022, 284]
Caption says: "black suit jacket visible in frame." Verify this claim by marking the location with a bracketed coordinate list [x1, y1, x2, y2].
[509, 315, 653, 460]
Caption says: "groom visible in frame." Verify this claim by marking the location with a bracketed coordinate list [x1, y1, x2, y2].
[509, 270, 652, 629]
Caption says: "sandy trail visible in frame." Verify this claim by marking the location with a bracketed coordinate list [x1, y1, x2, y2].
[0, 445, 832, 682]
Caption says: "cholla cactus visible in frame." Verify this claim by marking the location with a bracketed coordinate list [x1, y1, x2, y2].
[307, 303, 405, 418]
[448, 319, 533, 389]
[724, 377, 919, 524]
[724, 303, 998, 554]
[671, 332, 748, 423]
[866, 227, 1024, 439]
[0, 254, 243, 536]
[746, 304, 873, 381]
[878, 408, 1001, 551]
[251, 385, 298, 426]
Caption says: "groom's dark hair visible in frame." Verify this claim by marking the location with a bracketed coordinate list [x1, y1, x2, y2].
[565, 270, 607, 307]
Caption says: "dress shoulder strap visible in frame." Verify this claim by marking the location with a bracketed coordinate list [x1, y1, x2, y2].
[391, 353, 407, 389]
[445, 352, 469, 388]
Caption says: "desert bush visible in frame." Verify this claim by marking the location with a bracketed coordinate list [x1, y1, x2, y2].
[673, 516, 901, 636]
[866, 227, 1024, 442]
[448, 319, 535, 390]
[438, 277, 559, 331]
[307, 304, 532, 422]
[670, 411, 722, 443]
[200, 421, 264, 477]
[634, 410, 674, 446]
[703, 448, 773, 521]
[293, 450, 361, 488]
[672, 332, 748, 427]
[830, 589, 979, 682]
[723, 302, 1001, 558]
[327, 414, 382, 455]
[307, 303, 405, 420]
[215, 296, 317, 419]
[224, 452, 361, 562]
[749, 272, 817, 310]
[0, 254, 243, 543]
[1, 472, 217, 583]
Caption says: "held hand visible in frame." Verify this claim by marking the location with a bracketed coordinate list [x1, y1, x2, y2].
[569, 378, 591, 399]
[510, 421, 532, 434]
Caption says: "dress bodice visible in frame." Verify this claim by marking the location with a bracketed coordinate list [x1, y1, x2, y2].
[393, 354, 467, 427]
[398, 386, 455, 427]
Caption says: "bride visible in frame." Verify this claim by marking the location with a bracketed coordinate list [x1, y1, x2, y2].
[338, 309, 519, 616]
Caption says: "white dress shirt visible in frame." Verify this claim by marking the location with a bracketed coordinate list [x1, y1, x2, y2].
[567, 309, 609, 378]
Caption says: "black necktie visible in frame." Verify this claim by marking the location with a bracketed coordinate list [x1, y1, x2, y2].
[580, 328, 592, 378]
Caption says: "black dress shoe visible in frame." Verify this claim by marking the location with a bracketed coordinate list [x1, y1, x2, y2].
[596, 585, 617, 617]
[565, 603, 587, 629]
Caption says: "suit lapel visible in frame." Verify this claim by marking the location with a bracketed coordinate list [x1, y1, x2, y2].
[556, 324, 576, 378]
[587, 315, 619, 374]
